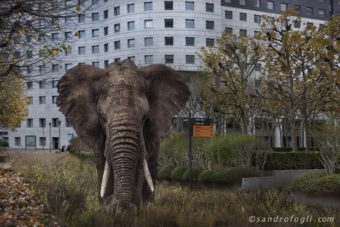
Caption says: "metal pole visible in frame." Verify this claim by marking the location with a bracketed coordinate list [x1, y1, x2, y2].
[49, 122, 51, 152]
[58, 120, 61, 152]
[188, 112, 193, 190]
[42, 125, 45, 151]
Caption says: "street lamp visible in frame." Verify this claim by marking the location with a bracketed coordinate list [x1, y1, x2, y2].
[58, 120, 61, 152]
[49, 122, 51, 152]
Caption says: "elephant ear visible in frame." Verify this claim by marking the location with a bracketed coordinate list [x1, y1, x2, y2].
[139, 64, 190, 137]
[57, 64, 107, 151]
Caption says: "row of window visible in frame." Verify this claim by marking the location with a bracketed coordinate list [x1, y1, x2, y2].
[24, 118, 69, 128]
[26, 80, 59, 89]
[26, 96, 58, 105]
[223, 0, 327, 18]
[14, 137, 47, 146]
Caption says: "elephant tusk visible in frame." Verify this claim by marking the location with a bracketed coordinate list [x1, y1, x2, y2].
[100, 160, 110, 198]
[143, 159, 154, 192]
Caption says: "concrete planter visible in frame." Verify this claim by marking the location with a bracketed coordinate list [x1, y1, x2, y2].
[291, 192, 340, 209]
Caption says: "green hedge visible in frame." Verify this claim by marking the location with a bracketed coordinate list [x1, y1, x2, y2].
[263, 152, 322, 170]
[182, 168, 203, 182]
[291, 173, 340, 193]
[157, 165, 175, 180]
[198, 167, 258, 184]
[170, 166, 188, 181]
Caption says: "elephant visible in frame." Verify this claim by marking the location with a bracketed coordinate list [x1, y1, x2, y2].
[57, 59, 190, 210]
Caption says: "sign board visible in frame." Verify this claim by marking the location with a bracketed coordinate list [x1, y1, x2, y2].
[192, 125, 214, 138]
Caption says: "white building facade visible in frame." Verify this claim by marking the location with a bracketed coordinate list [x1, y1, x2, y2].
[6, 0, 338, 149]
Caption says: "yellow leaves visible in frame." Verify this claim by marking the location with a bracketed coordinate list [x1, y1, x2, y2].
[76, 4, 81, 12]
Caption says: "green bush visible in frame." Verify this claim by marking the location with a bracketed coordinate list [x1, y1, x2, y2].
[170, 166, 188, 181]
[198, 168, 258, 184]
[0, 139, 8, 147]
[263, 152, 322, 170]
[157, 165, 175, 180]
[198, 170, 217, 183]
[291, 173, 340, 193]
[182, 167, 203, 182]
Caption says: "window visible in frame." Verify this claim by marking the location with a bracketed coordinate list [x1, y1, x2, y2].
[186, 55, 195, 64]
[294, 20, 301, 28]
[65, 31, 72, 40]
[65, 16, 72, 24]
[114, 6, 120, 16]
[185, 1, 194, 11]
[52, 80, 59, 88]
[92, 29, 99, 37]
[267, 1, 274, 10]
[127, 21, 135, 30]
[65, 63, 72, 70]
[254, 15, 261, 24]
[40, 137, 46, 146]
[104, 43, 109, 52]
[319, 9, 325, 17]
[92, 0, 98, 4]
[144, 55, 153, 64]
[114, 58, 120, 63]
[114, 23, 120, 32]
[165, 1, 173, 10]
[15, 137, 21, 146]
[114, 40, 120, 49]
[78, 14, 85, 23]
[92, 12, 99, 21]
[225, 27, 233, 34]
[39, 118, 46, 128]
[185, 19, 195, 28]
[27, 51, 32, 58]
[128, 39, 135, 48]
[144, 2, 152, 11]
[27, 81, 33, 89]
[26, 66, 32, 74]
[185, 37, 195, 46]
[104, 26, 108, 35]
[52, 64, 59, 72]
[144, 37, 153, 47]
[52, 96, 58, 104]
[240, 13, 247, 21]
[78, 46, 85, 55]
[255, 63, 261, 71]
[206, 38, 214, 47]
[39, 80, 46, 88]
[78, 30, 85, 39]
[225, 10, 232, 19]
[165, 36, 174, 46]
[306, 7, 313, 15]
[52, 118, 59, 127]
[240, 29, 247, 36]
[206, 20, 214, 30]
[254, 0, 261, 7]
[27, 118, 33, 128]
[92, 62, 100, 67]
[27, 96, 33, 105]
[281, 3, 287, 11]
[294, 5, 301, 13]
[39, 96, 46, 104]
[128, 56, 135, 63]
[52, 33, 58, 40]
[65, 118, 71, 127]
[165, 55, 174, 64]
[239, 0, 246, 6]
[38, 65, 46, 74]
[164, 19, 174, 28]
[127, 3, 135, 13]
[104, 9, 108, 19]
[104, 60, 109, 68]
[206, 3, 214, 12]
[92, 45, 99, 54]
[144, 19, 153, 28]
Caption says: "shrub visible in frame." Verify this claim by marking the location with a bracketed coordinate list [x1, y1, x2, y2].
[291, 173, 340, 193]
[0, 139, 8, 147]
[170, 166, 188, 181]
[157, 165, 175, 180]
[198, 170, 217, 183]
[182, 167, 203, 182]
[214, 167, 258, 184]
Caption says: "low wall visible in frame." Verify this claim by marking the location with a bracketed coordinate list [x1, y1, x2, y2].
[241, 169, 325, 191]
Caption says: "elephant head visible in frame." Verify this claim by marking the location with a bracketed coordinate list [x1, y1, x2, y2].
[57, 59, 190, 209]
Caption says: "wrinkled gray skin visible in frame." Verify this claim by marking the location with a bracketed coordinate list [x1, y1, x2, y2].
[57, 59, 190, 210]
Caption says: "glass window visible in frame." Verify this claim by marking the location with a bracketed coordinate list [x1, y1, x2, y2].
[225, 27, 233, 34]
[206, 38, 214, 47]
[92, 0, 98, 4]
[294, 20, 301, 28]
[306, 7, 313, 15]
[267, 1, 274, 10]
[114, 40, 120, 49]
[240, 13, 247, 21]
[294, 5, 301, 13]
[281, 3, 287, 11]
[185, 37, 195, 46]
[92, 45, 99, 54]
[254, 0, 261, 7]
[255, 63, 262, 71]
[239, 0, 246, 6]
[225, 10, 232, 19]
[165, 36, 174, 46]
[104, 9, 108, 19]
[114, 58, 120, 62]
[92, 62, 99, 67]
[127, 3, 135, 13]
[165, 55, 174, 64]
[144, 19, 153, 28]
[52, 64, 59, 72]
[206, 20, 214, 30]
[26, 81, 33, 89]
[39, 118, 46, 128]
[92, 12, 99, 21]
[104, 60, 109, 68]
[127, 21, 135, 30]
[27, 96, 33, 105]
[114, 6, 120, 16]
[39, 80, 46, 88]
[144, 37, 153, 47]
[52, 118, 59, 127]
[78, 14, 85, 23]
[165, 1, 173, 10]
[26, 51, 32, 58]
[15, 137, 21, 146]
[128, 39, 135, 48]
[186, 55, 195, 64]
[144, 55, 153, 64]
[240, 29, 247, 36]
[27, 118, 33, 128]
[206, 3, 214, 12]
[92, 29, 99, 37]
[52, 96, 58, 104]
[26, 66, 32, 74]
[254, 15, 261, 24]
[65, 63, 72, 71]
[144, 2, 152, 11]
[104, 43, 109, 52]
[114, 23, 120, 32]
[39, 137, 46, 146]
[185, 1, 194, 10]
[319, 9, 325, 17]
[164, 19, 174, 28]
[128, 56, 135, 62]
[104, 26, 108, 36]
[78, 30, 85, 39]
[78, 46, 85, 55]
[185, 19, 195, 28]
[65, 32, 72, 40]
[52, 80, 59, 88]
[52, 33, 58, 40]
[39, 96, 46, 104]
